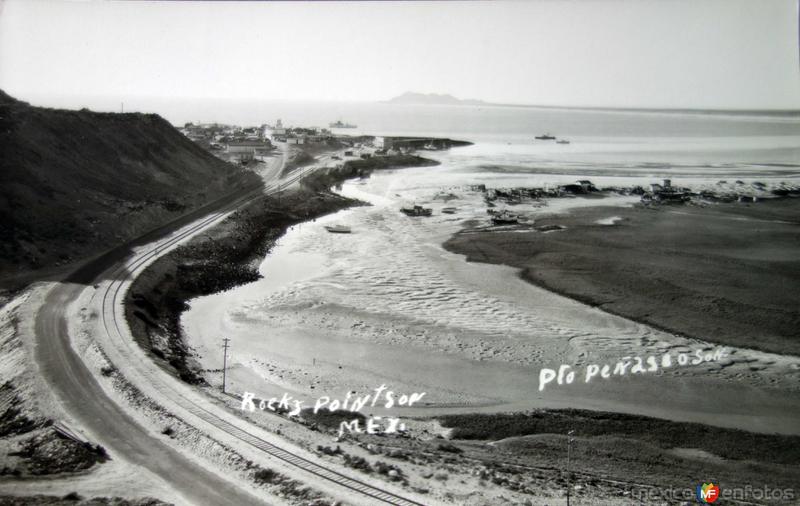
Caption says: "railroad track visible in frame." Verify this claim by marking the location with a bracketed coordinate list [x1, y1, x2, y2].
[98, 166, 426, 506]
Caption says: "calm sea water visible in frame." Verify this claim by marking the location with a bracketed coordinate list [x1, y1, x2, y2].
[39, 94, 800, 141]
[147, 98, 800, 168]
[145, 98, 800, 138]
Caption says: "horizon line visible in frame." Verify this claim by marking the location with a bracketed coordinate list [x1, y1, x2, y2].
[8, 89, 800, 117]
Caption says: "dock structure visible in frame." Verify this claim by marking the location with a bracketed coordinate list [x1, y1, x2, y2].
[375, 136, 462, 151]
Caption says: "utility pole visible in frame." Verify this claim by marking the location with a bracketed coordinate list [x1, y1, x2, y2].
[221, 338, 230, 394]
[566, 430, 575, 506]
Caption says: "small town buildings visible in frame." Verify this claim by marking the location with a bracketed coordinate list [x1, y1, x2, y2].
[272, 119, 287, 137]
[226, 140, 272, 161]
[643, 178, 691, 204]
[242, 127, 260, 138]
[374, 136, 395, 150]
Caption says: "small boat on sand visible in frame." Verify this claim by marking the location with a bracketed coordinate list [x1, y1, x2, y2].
[491, 210, 519, 225]
[401, 205, 433, 217]
[535, 133, 556, 140]
[324, 225, 352, 233]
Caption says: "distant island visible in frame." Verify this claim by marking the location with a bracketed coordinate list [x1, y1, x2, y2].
[385, 91, 800, 117]
[385, 92, 487, 106]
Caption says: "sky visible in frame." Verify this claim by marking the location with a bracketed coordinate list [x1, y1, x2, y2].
[0, 0, 798, 110]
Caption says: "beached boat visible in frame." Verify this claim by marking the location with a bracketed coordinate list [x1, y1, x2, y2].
[491, 210, 519, 225]
[441, 207, 458, 214]
[433, 191, 458, 201]
[535, 133, 556, 140]
[401, 205, 433, 217]
[329, 120, 357, 128]
[324, 224, 352, 233]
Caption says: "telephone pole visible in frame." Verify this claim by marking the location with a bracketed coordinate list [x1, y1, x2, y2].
[221, 338, 230, 394]
[566, 430, 575, 506]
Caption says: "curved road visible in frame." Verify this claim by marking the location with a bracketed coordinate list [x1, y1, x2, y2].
[35, 184, 274, 505]
[34, 151, 426, 506]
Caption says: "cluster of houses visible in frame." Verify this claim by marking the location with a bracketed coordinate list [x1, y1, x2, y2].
[179, 120, 463, 165]
[179, 122, 273, 162]
[269, 120, 338, 145]
[642, 179, 692, 203]
[180, 119, 347, 162]
[480, 177, 793, 208]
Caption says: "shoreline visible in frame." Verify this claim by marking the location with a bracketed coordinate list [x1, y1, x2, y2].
[125, 151, 441, 383]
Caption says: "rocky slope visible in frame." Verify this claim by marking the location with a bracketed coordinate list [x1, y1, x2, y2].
[0, 91, 260, 288]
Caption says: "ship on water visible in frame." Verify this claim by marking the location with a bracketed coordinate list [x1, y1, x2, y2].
[330, 120, 357, 128]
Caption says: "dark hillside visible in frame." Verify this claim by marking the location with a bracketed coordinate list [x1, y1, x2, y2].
[0, 91, 261, 286]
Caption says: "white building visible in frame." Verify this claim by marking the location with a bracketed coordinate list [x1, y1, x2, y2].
[374, 136, 395, 150]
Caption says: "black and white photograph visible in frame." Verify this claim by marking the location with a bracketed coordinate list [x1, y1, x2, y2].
[0, 1, 799, 505]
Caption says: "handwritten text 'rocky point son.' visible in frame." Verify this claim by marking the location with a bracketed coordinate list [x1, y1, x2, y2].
[240, 385, 426, 436]
[538, 347, 730, 392]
